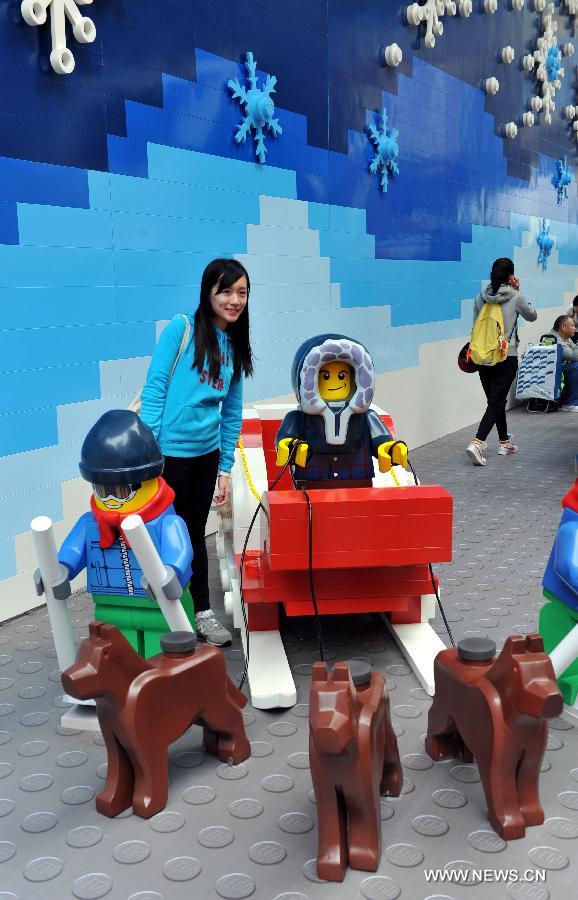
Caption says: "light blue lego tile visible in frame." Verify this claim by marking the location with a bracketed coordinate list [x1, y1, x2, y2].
[0, 408, 58, 456]
[0, 287, 118, 330]
[115, 285, 198, 321]
[248, 282, 332, 315]
[111, 211, 247, 253]
[99, 356, 151, 399]
[328, 206, 368, 234]
[246, 224, 320, 257]
[0, 322, 156, 373]
[88, 171, 111, 210]
[113, 249, 218, 286]
[234, 253, 330, 285]
[259, 196, 308, 228]
[318, 231, 375, 259]
[0, 363, 101, 414]
[0, 246, 115, 288]
[146, 144, 297, 199]
[17, 203, 114, 250]
[0, 539, 16, 581]
[108, 174, 262, 223]
[0, 484, 63, 542]
[57, 397, 131, 444]
[0, 441, 82, 505]
[308, 203, 330, 232]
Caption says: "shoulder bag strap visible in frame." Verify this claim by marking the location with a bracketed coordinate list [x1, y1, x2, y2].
[168, 314, 191, 382]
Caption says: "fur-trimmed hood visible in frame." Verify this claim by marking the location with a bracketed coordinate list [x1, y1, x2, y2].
[290, 334, 375, 445]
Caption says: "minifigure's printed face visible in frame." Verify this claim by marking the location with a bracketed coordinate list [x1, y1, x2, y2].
[210, 275, 248, 331]
[93, 478, 158, 512]
[318, 362, 354, 401]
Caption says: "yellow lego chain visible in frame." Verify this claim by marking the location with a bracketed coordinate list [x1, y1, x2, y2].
[237, 435, 262, 502]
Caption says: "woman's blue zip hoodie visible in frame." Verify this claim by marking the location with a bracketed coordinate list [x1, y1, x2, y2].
[140, 314, 242, 472]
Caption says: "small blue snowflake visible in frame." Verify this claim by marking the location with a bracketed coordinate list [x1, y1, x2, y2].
[552, 156, 572, 204]
[537, 219, 554, 271]
[367, 107, 399, 192]
[227, 52, 282, 164]
[545, 45, 562, 83]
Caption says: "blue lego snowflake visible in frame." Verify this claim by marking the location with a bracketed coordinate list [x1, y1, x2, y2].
[552, 156, 572, 204]
[227, 52, 282, 164]
[545, 45, 562, 82]
[367, 108, 399, 192]
[537, 219, 554, 270]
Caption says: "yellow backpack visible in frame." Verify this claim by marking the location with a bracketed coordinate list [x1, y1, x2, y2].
[468, 302, 509, 366]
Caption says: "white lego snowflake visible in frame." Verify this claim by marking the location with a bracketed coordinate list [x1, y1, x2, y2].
[21, 0, 96, 75]
[405, 1, 473, 50]
[565, 0, 578, 31]
[523, 3, 565, 125]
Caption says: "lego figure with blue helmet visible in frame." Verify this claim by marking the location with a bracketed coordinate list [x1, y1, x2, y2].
[540, 474, 578, 704]
[53, 410, 194, 658]
[275, 334, 408, 485]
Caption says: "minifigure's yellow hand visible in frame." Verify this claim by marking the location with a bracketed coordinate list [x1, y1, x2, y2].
[276, 438, 309, 468]
[378, 440, 409, 473]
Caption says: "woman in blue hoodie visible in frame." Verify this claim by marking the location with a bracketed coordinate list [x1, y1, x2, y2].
[140, 259, 253, 645]
[466, 257, 536, 467]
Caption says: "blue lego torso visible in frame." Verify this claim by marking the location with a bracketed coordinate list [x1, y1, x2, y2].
[543, 506, 578, 611]
[59, 505, 193, 597]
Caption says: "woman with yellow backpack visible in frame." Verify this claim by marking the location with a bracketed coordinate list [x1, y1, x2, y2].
[466, 257, 537, 466]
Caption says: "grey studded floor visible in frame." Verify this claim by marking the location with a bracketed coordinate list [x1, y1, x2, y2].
[1, 407, 578, 900]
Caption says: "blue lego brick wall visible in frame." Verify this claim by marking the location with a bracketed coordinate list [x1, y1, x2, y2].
[2, 2, 578, 585]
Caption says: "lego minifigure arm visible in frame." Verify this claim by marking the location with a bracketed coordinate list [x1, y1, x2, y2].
[140, 315, 189, 440]
[159, 515, 193, 589]
[219, 373, 243, 474]
[276, 412, 309, 467]
[554, 522, 578, 595]
[367, 411, 409, 471]
[57, 513, 90, 581]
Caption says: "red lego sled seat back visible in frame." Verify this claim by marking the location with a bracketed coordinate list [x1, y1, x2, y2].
[262, 486, 453, 571]
[245, 414, 397, 491]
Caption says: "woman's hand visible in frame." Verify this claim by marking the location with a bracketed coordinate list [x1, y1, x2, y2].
[214, 473, 231, 506]
[508, 274, 520, 291]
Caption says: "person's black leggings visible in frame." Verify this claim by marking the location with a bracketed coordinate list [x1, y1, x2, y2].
[162, 450, 220, 614]
[476, 356, 518, 442]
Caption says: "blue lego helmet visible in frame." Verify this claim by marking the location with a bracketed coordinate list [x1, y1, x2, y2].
[79, 410, 164, 485]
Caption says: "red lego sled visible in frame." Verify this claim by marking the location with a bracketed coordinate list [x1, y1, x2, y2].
[216, 405, 453, 709]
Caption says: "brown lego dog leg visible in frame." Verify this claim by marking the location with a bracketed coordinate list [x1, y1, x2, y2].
[425, 701, 462, 760]
[129, 741, 170, 819]
[346, 785, 381, 872]
[95, 723, 134, 818]
[477, 757, 526, 840]
[381, 698, 403, 797]
[315, 784, 348, 882]
[516, 743, 546, 828]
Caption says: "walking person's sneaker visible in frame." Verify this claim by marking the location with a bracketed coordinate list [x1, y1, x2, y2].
[497, 438, 518, 456]
[466, 439, 487, 466]
[195, 610, 232, 646]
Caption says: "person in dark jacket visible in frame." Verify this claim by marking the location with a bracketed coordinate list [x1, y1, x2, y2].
[466, 258, 537, 466]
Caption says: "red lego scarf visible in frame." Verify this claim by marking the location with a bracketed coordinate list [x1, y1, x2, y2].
[561, 480, 578, 514]
[90, 477, 175, 548]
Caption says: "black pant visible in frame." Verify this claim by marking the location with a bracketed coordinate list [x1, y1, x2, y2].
[163, 450, 220, 613]
[476, 356, 518, 442]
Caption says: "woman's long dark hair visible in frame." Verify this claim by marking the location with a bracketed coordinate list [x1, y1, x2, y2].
[193, 258, 254, 382]
[490, 257, 514, 293]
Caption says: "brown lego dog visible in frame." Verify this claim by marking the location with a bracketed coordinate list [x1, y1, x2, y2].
[309, 660, 402, 882]
[425, 634, 562, 840]
[61, 622, 250, 819]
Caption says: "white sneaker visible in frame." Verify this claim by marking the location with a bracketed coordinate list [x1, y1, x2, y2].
[497, 439, 518, 455]
[561, 405, 578, 412]
[195, 610, 232, 646]
[466, 440, 487, 466]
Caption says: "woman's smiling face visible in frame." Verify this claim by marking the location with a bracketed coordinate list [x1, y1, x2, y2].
[210, 275, 248, 330]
